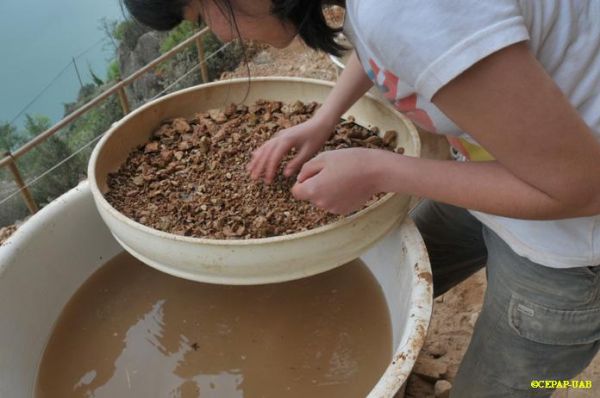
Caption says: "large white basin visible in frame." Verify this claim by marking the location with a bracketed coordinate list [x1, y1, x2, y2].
[0, 182, 432, 397]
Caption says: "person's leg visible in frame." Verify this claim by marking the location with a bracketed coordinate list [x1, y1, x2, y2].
[451, 227, 600, 397]
[410, 200, 488, 297]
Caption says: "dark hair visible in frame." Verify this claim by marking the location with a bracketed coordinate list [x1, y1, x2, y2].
[122, 0, 346, 56]
[122, 0, 189, 31]
[271, 0, 345, 56]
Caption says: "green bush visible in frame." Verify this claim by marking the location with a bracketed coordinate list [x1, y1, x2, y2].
[113, 19, 151, 51]
[0, 122, 24, 153]
[0, 122, 29, 226]
[203, 32, 245, 81]
[107, 59, 121, 82]
[0, 91, 124, 226]
[64, 94, 123, 153]
[160, 21, 196, 53]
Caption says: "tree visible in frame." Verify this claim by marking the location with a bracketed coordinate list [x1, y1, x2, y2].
[0, 122, 24, 153]
[18, 115, 81, 205]
[88, 64, 105, 86]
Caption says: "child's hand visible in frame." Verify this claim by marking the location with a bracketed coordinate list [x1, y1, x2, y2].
[291, 148, 385, 215]
[246, 116, 334, 184]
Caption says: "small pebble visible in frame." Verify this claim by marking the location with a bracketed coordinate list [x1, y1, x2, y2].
[434, 380, 452, 398]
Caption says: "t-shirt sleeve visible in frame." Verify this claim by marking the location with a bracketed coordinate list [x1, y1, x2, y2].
[360, 0, 530, 100]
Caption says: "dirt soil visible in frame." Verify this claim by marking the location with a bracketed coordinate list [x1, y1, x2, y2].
[105, 100, 399, 239]
[225, 37, 600, 398]
[0, 224, 16, 245]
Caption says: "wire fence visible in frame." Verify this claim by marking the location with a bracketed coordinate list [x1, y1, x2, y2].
[0, 28, 237, 227]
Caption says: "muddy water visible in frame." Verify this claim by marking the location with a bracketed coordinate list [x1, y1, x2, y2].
[36, 252, 392, 398]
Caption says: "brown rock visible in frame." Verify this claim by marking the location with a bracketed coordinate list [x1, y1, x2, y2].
[212, 128, 227, 143]
[412, 357, 448, 380]
[160, 150, 173, 162]
[208, 109, 227, 123]
[172, 118, 191, 133]
[132, 175, 145, 186]
[467, 312, 479, 328]
[199, 136, 211, 153]
[445, 363, 459, 382]
[383, 130, 397, 146]
[144, 141, 159, 153]
[0, 225, 17, 245]
[153, 124, 173, 138]
[426, 342, 447, 358]
[434, 380, 452, 398]
[365, 135, 383, 146]
[178, 141, 192, 151]
[281, 100, 304, 116]
[406, 374, 435, 398]
[224, 103, 237, 117]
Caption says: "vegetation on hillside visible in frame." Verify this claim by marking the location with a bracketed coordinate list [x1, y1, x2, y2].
[0, 19, 245, 226]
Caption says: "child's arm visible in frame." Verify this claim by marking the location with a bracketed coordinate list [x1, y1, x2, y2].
[293, 43, 600, 219]
[311, 50, 374, 130]
[247, 50, 373, 183]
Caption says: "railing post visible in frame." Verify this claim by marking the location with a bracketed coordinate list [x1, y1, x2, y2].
[4, 152, 38, 214]
[195, 35, 210, 83]
[116, 80, 131, 115]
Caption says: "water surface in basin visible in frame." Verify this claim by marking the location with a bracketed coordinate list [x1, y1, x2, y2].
[36, 251, 392, 397]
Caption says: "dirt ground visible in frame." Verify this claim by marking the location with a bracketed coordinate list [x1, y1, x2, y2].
[222, 37, 600, 398]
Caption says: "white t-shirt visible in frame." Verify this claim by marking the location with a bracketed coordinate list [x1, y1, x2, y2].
[343, 0, 600, 268]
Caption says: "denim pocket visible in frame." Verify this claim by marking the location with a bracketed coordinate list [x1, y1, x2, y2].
[508, 293, 600, 345]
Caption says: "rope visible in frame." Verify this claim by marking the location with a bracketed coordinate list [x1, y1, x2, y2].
[8, 63, 73, 125]
[73, 37, 106, 59]
[0, 134, 103, 206]
[8, 37, 108, 126]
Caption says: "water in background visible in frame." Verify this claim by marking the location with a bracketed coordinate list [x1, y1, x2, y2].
[0, 0, 125, 129]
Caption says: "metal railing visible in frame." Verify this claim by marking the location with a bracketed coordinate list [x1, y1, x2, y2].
[1, 27, 211, 215]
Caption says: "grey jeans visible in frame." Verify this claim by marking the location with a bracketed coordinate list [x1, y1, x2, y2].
[411, 200, 600, 397]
